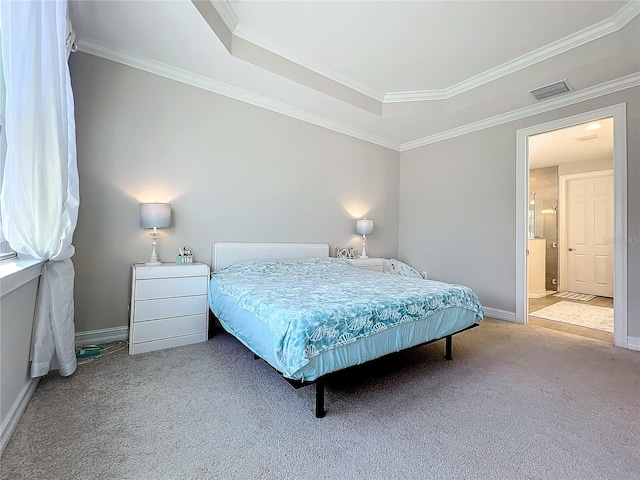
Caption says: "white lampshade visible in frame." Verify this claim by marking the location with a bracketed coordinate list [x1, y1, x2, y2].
[140, 203, 171, 229]
[140, 202, 171, 266]
[356, 218, 374, 235]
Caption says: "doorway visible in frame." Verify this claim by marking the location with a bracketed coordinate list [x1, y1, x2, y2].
[516, 104, 628, 348]
[559, 169, 614, 298]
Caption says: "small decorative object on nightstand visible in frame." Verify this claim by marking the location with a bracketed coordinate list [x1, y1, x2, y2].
[336, 246, 358, 259]
[129, 262, 209, 354]
[356, 218, 374, 258]
[176, 246, 193, 264]
[345, 257, 383, 272]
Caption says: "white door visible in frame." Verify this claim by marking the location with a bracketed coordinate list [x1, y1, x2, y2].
[566, 174, 614, 297]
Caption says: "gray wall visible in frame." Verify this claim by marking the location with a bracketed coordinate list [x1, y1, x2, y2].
[399, 87, 640, 337]
[70, 53, 400, 333]
[69, 52, 639, 340]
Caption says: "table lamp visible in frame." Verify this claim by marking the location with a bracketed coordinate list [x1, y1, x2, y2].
[140, 202, 171, 266]
[356, 218, 374, 259]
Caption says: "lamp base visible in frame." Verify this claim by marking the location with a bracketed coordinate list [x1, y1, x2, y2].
[145, 230, 162, 266]
[360, 235, 369, 259]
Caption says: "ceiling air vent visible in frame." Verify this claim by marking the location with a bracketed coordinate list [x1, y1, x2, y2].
[575, 134, 598, 142]
[530, 80, 573, 101]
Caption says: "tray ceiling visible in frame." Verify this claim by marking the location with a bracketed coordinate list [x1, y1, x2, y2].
[69, 0, 640, 151]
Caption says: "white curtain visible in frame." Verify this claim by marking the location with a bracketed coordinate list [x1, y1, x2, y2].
[0, 1, 80, 377]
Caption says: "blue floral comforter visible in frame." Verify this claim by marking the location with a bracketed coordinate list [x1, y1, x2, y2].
[211, 257, 483, 377]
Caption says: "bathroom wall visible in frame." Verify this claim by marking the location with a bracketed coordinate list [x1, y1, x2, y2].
[558, 157, 613, 176]
[530, 166, 558, 291]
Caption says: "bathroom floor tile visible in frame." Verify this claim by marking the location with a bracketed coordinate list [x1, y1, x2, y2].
[528, 294, 613, 343]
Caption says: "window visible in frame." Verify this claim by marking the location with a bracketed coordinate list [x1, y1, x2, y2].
[0, 42, 17, 261]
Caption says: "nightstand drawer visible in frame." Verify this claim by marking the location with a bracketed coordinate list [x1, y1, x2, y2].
[135, 263, 209, 279]
[129, 333, 207, 355]
[132, 313, 207, 343]
[134, 295, 207, 322]
[135, 276, 207, 301]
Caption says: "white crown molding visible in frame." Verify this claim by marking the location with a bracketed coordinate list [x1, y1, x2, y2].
[211, 0, 239, 32]
[612, 0, 640, 28]
[201, 0, 639, 107]
[389, 1, 640, 104]
[233, 24, 385, 102]
[211, 0, 384, 102]
[205, 0, 384, 110]
[400, 72, 640, 152]
[76, 39, 638, 154]
[384, 90, 447, 102]
[75, 39, 400, 152]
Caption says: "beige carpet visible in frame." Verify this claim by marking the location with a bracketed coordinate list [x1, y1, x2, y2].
[531, 301, 613, 332]
[2, 319, 638, 479]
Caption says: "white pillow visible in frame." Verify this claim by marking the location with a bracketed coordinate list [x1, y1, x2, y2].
[382, 258, 424, 279]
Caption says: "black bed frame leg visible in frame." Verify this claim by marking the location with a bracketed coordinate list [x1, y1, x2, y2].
[445, 335, 452, 360]
[315, 379, 326, 418]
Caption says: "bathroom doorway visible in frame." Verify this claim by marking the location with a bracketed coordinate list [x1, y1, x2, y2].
[515, 104, 628, 348]
[528, 119, 614, 341]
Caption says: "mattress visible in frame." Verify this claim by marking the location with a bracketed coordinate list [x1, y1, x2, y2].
[209, 257, 483, 381]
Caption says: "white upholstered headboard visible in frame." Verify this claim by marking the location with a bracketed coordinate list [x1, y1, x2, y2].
[211, 242, 330, 272]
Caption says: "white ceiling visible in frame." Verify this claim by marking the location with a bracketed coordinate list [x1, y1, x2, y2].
[69, 0, 640, 152]
[529, 117, 614, 169]
[230, 1, 626, 94]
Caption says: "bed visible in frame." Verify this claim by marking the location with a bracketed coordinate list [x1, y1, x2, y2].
[208, 242, 483, 417]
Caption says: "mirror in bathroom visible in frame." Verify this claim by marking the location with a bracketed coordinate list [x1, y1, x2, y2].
[528, 192, 544, 238]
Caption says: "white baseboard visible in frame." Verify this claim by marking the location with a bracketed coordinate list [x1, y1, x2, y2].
[1, 378, 39, 454]
[528, 290, 547, 299]
[483, 307, 517, 323]
[627, 336, 640, 352]
[75, 326, 128, 346]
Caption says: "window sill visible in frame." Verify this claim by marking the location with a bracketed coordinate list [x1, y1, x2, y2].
[0, 257, 44, 298]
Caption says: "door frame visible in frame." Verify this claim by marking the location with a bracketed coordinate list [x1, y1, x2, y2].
[515, 103, 627, 348]
[558, 169, 614, 295]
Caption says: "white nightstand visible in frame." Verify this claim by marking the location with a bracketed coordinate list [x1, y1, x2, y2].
[129, 262, 210, 355]
[345, 257, 384, 272]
